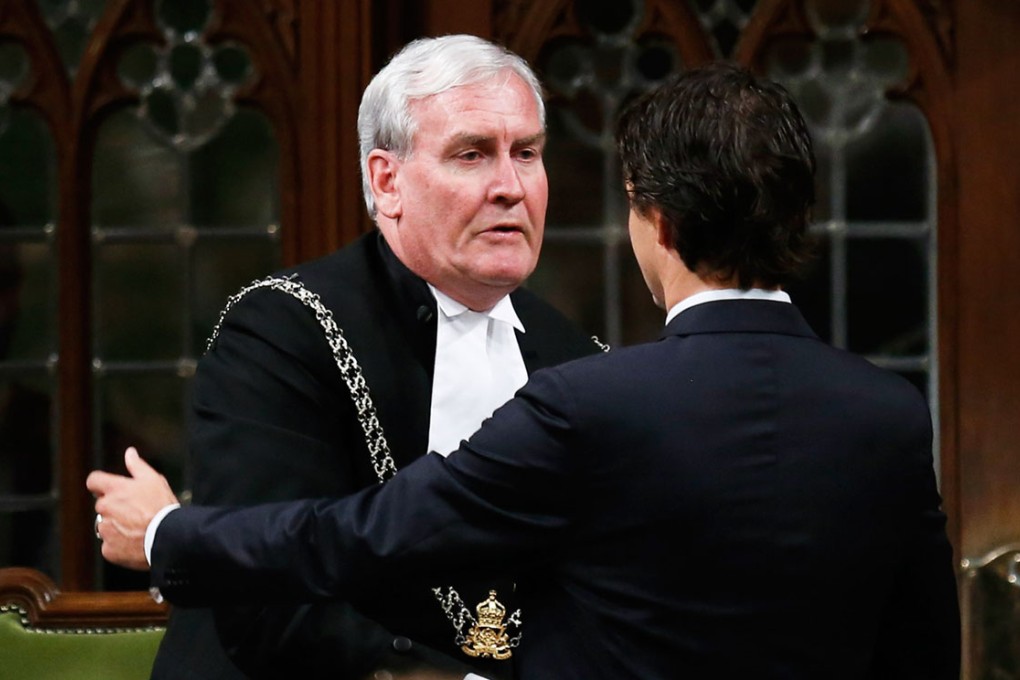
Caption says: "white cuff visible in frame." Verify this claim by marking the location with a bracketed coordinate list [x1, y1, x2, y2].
[144, 503, 181, 566]
[464, 675, 492, 680]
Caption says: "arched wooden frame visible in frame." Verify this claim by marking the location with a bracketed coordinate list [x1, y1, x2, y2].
[500, 0, 714, 67]
[737, 0, 959, 556]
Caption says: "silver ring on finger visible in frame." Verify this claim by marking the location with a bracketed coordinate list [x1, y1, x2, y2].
[94, 513, 103, 541]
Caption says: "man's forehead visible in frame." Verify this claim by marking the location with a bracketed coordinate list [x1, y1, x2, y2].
[410, 98, 543, 149]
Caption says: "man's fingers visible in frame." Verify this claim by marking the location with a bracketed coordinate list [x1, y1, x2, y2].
[86, 470, 124, 495]
[123, 446, 158, 479]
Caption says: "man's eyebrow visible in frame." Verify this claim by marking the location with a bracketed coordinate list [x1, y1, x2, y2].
[444, 132, 547, 151]
[447, 133, 493, 148]
[513, 132, 547, 148]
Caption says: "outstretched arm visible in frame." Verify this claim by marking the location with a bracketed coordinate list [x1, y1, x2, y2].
[90, 287, 489, 679]
[90, 368, 579, 606]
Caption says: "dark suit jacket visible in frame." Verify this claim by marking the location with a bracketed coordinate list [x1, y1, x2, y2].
[152, 299, 960, 680]
[151, 232, 597, 679]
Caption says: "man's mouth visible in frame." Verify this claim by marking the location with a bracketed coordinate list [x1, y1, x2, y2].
[488, 225, 523, 234]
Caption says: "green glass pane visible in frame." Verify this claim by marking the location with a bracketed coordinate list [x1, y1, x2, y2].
[144, 85, 180, 138]
[846, 237, 928, 356]
[52, 16, 89, 74]
[36, 0, 67, 19]
[79, 0, 107, 18]
[212, 43, 252, 85]
[864, 37, 910, 87]
[169, 42, 203, 90]
[821, 39, 855, 80]
[811, 143, 834, 222]
[543, 42, 585, 92]
[190, 107, 279, 227]
[96, 371, 186, 490]
[846, 104, 930, 221]
[783, 234, 832, 344]
[0, 109, 55, 228]
[0, 42, 29, 88]
[809, 0, 868, 30]
[94, 243, 183, 360]
[797, 79, 832, 130]
[117, 41, 160, 90]
[576, 0, 636, 36]
[92, 109, 184, 228]
[180, 88, 230, 143]
[544, 109, 606, 227]
[0, 377, 53, 495]
[0, 508, 59, 577]
[527, 241, 606, 338]
[767, 38, 814, 78]
[156, 0, 211, 36]
[191, 237, 280, 355]
[634, 39, 677, 84]
[1, 242, 56, 361]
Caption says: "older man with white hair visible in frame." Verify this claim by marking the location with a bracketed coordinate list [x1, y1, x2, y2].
[141, 34, 598, 680]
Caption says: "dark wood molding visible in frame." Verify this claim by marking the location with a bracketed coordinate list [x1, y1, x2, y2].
[861, 0, 960, 559]
[494, 0, 713, 78]
[0, 567, 168, 628]
[947, 0, 1020, 558]
[291, 0, 375, 260]
[735, 0, 814, 71]
[59, 0, 162, 590]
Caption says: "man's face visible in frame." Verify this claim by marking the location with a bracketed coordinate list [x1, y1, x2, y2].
[375, 72, 548, 310]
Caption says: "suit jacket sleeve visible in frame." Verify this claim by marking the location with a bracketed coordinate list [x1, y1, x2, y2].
[183, 288, 479, 679]
[152, 367, 581, 606]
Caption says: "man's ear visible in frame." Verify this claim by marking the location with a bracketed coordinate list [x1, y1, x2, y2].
[652, 208, 673, 249]
[367, 149, 402, 219]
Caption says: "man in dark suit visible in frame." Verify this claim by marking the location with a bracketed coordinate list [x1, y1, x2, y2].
[141, 35, 597, 680]
[91, 63, 961, 679]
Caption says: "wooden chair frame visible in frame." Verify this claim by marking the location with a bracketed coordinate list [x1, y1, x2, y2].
[0, 568, 168, 631]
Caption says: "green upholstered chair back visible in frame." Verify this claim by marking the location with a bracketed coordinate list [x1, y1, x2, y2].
[0, 568, 168, 680]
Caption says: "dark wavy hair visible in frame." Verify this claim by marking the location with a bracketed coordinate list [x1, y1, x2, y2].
[615, 63, 816, 288]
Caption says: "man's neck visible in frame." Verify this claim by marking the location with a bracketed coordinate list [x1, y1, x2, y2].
[661, 265, 780, 312]
[660, 267, 737, 312]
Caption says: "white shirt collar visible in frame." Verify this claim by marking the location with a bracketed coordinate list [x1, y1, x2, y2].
[428, 284, 525, 332]
[665, 288, 791, 325]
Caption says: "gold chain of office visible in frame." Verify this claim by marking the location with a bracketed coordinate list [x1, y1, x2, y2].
[208, 275, 522, 659]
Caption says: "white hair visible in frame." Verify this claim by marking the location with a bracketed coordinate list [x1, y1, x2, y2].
[357, 34, 546, 218]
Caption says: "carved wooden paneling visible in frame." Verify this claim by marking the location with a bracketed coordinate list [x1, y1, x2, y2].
[734, 0, 813, 68]
[0, 0, 373, 589]
[495, 0, 713, 67]
[950, 1, 1020, 562]
[292, 0, 375, 257]
[859, 0, 960, 558]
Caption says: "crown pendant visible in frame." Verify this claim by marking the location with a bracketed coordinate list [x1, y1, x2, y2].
[461, 590, 513, 660]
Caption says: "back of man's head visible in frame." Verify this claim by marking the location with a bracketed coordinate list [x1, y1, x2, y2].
[358, 34, 545, 219]
[616, 62, 816, 289]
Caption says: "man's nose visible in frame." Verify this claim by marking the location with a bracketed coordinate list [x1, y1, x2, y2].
[488, 154, 526, 204]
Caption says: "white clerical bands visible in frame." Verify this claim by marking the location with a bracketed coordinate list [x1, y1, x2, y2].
[94, 513, 103, 541]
